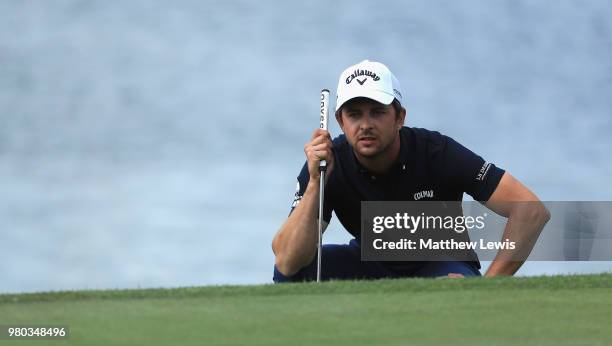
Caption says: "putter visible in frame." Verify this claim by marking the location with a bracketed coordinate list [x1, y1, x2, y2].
[317, 89, 330, 282]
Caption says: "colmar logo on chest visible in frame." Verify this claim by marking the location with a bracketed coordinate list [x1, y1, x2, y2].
[414, 190, 434, 200]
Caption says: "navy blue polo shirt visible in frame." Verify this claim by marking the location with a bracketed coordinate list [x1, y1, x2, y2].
[290, 126, 505, 268]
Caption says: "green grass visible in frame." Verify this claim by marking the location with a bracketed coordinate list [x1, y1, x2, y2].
[1, 274, 611, 345]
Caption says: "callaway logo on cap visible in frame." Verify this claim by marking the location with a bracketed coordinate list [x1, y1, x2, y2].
[335, 60, 403, 111]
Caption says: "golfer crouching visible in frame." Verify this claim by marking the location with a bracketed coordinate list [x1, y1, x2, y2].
[272, 60, 550, 282]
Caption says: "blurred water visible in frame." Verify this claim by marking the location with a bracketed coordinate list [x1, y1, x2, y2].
[1, 0, 611, 293]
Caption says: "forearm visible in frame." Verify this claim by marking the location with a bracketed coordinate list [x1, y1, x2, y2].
[485, 202, 550, 277]
[272, 180, 321, 276]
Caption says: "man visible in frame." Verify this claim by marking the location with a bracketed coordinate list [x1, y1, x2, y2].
[272, 60, 550, 282]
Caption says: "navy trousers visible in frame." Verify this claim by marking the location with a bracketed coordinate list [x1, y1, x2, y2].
[273, 239, 481, 283]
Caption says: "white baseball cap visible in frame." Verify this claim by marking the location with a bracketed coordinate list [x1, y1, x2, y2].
[335, 60, 403, 112]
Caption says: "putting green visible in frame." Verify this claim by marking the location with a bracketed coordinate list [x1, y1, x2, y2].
[1, 274, 611, 345]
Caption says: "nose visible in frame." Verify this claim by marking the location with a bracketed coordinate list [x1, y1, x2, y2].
[359, 114, 373, 131]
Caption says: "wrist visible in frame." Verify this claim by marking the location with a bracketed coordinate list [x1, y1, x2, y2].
[305, 178, 321, 194]
[308, 171, 322, 183]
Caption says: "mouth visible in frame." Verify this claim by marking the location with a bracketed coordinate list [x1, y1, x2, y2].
[358, 136, 377, 144]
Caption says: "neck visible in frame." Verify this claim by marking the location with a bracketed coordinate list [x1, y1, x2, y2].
[355, 134, 401, 174]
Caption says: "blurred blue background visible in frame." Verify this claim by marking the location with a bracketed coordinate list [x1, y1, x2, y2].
[1, 0, 611, 293]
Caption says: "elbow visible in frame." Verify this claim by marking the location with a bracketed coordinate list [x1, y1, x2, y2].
[535, 202, 551, 225]
[271, 236, 280, 257]
[274, 253, 301, 278]
[542, 205, 551, 224]
[272, 243, 314, 278]
[271, 231, 288, 257]
[274, 255, 291, 277]
[271, 235, 297, 277]
[524, 201, 550, 229]
[271, 226, 316, 277]
[510, 201, 550, 237]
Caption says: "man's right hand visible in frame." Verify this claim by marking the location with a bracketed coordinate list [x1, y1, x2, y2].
[304, 129, 335, 182]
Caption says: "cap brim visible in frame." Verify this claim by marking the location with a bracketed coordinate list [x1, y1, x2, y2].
[335, 89, 395, 111]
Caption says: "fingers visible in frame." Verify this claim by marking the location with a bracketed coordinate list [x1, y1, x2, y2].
[310, 135, 328, 147]
[310, 129, 332, 142]
[304, 129, 335, 180]
[311, 142, 331, 153]
[304, 130, 333, 158]
[305, 142, 333, 162]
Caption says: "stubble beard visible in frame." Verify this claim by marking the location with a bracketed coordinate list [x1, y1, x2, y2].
[353, 133, 395, 160]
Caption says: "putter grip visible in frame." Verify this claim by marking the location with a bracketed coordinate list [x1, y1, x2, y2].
[319, 89, 330, 171]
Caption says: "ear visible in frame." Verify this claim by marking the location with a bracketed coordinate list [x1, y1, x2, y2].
[396, 107, 406, 130]
[335, 111, 345, 132]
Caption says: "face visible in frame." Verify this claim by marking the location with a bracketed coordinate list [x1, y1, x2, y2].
[336, 98, 405, 159]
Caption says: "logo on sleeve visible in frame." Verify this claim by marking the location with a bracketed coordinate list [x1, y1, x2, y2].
[476, 162, 492, 181]
[291, 181, 302, 208]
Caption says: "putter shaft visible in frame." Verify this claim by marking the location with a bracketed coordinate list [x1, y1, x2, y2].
[317, 169, 325, 282]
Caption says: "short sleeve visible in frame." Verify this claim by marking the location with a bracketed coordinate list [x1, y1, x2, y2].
[441, 136, 505, 201]
[288, 162, 333, 223]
